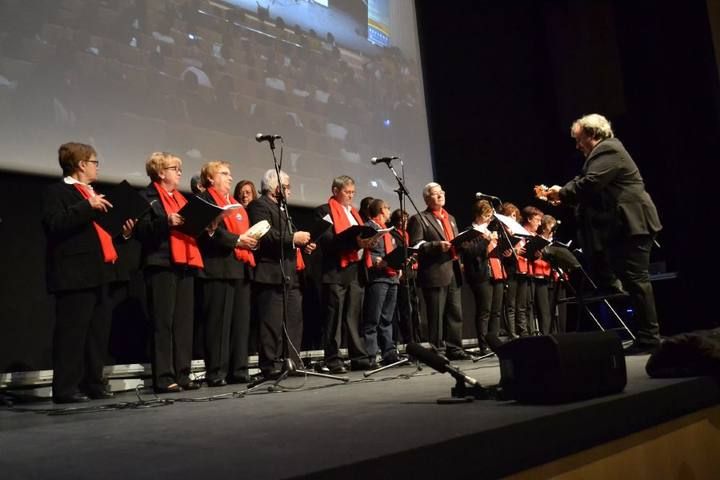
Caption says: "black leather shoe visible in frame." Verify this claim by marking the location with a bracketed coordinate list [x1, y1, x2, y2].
[154, 383, 183, 394]
[227, 374, 251, 384]
[382, 352, 402, 365]
[53, 393, 90, 404]
[326, 361, 347, 374]
[207, 378, 227, 387]
[262, 369, 283, 380]
[446, 350, 472, 361]
[350, 358, 374, 371]
[179, 380, 200, 390]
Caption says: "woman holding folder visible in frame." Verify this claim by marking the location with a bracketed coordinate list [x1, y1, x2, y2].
[135, 152, 203, 393]
[197, 161, 257, 386]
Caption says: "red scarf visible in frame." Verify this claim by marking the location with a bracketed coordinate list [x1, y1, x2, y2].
[73, 183, 117, 264]
[366, 218, 397, 277]
[487, 238, 506, 281]
[431, 208, 457, 260]
[153, 182, 204, 268]
[328, 197, 363, 268]
[207, 187, 255, 267]
[296, 248, 305, 271]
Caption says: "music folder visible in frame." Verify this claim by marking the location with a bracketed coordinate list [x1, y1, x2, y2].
[450, 228, 483, 248]
[336, 224, 391, 242]
[176, 195, 241, 237]
[309, 218, 333, 240]
[383, 244, 418, 270]
[96, 180, 150, 237]
[522, 235, 551, 259]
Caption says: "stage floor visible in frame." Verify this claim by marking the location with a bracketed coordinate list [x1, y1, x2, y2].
[1, 355, 718, 479]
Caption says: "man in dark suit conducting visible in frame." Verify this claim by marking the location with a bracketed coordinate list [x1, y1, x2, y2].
[408, 182, 470, 360]
[545, 113, 663, 355]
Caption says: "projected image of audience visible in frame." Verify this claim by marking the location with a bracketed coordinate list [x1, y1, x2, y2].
[0, 0, 432, 206]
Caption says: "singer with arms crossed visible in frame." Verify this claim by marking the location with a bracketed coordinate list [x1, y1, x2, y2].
[408, 183, 470, 360]
[545, 113, 662, 354]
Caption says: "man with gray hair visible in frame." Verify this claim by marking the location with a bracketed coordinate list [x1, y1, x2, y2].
[314, 175, 375, 373]
[407, 182, 469, 360]
[546, 113, 662, 355]
[247, 169, 315, 378]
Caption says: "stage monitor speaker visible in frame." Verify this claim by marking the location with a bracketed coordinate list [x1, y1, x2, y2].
[493, 331, 627, 404]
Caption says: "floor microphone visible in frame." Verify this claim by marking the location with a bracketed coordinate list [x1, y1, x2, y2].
[407, 343, 481, 386]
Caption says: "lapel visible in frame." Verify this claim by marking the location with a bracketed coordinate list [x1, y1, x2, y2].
[422, 210, 447, 241]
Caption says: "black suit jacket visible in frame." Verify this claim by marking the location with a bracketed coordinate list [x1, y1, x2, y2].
[313, 203, 367, 285]
[560, 137, 662, 252]
[247, 195, 300, 287]
[196, 191, 250, 280]
[407, 209, 462, 288]
[42, 181, 117, 292]
[134, 184, 174, 268]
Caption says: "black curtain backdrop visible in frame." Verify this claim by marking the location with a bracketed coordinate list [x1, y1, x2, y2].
[1, 0, 719, 372]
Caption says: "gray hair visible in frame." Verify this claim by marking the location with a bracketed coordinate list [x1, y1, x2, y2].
[331, 175, 355, 191]
[422, 182, 442, 200]
[261, 168, 289, 194]
[571, 113, 614, 141]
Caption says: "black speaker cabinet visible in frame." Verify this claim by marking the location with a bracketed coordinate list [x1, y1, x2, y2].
[494, 331, 627, 404]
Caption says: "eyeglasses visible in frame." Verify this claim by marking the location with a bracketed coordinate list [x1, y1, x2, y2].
[164, 166, 183, 173]
[86, 160, 99, 166]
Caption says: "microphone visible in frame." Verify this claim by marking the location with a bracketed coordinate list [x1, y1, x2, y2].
[255, 133, 282, 143]
[406, 343, 480, 386]
[475, 192, 500, 201]
[370, 156, 399, 165]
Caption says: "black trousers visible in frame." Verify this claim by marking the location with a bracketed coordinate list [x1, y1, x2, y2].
[200, 277, 251, 382]
[505, 274, 530, 336]
[422, 276, 464, 353]
[52, 285, 110, 398]
[531, 278, 551, 334]
[469, 279, 504, 349]
[254, 283, 303, 373]
[609, 234, 660, 345]
[322, 279, 368, 363]
[145, 267, 194, 388]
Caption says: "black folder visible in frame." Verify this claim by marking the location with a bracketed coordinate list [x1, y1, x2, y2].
[336, 224, 386, 242]
[309, 218, 333, 240]
[450, 228, 483, 248]
[96, 180, 150, 237]
[382, 245, 419, 270]
[176, 195, 240, 237]
[522, 235, 551, 259]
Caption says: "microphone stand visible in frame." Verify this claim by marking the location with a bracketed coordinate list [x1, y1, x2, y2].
[256, 137, 349, 389]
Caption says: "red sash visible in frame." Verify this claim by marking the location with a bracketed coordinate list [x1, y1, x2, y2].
[296, 248, 305, 271]
[532, 258, 552, 278]
[328, 197, 363, 268]
[487, 239, 506, 281]
[73, 183, 117, 264]
[431, 208, 458, 260]
[207, 187, 255, 267]
[153, 182, 203, 268]
[515, 238, 529, 275]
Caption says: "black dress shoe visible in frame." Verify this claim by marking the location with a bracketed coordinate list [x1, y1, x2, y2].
[326, 361, 347, 374]
[382, 352, 402, 366]
[207, 378, 227, 387]
[179, 380, 200, 390]
[262, 369, 283, 380]
[53, 393, 90, 404]
[154, 383, 183, 394]
[350, 358, 374, 371]
[446, 350, 472, 361]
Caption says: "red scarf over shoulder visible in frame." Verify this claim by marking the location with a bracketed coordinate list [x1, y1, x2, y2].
[431, 208, 458, 260]
[328, 196, 363, 268]
[207, 187, 255, 267]
[73, 183, 117, 264]
[152, 182, 203, 268]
